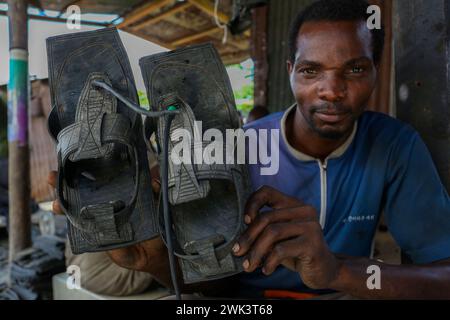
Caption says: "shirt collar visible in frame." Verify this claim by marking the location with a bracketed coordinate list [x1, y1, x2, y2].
[280, 104, 358, 162]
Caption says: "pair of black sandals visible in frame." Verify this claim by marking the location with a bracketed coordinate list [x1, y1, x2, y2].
[46, 28, 251, 293]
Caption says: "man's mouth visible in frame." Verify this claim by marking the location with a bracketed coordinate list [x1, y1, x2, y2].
[315, 111, 350, 124]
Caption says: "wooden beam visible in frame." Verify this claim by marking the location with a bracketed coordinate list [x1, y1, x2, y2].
[171, 26, 220, 46]
[220, 51, 251, 65]
[227, 39, 248, 51]
[132, 2, 192, 31]
[187, 0, 250, 37]
[134, 32, 175, 50]
[117, 0, 173, 29]
[0, 10, 109, 27]
[56, 0, 81, 18]
[187, 0, 228, 23]
[170, 25, 247, 52]
[173, 30, 247, 51]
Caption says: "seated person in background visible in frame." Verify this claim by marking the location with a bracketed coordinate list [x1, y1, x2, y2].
[246, 105, 269, 124]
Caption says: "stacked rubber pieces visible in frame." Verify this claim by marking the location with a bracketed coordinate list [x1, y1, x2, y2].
[0, 235, 66, 300]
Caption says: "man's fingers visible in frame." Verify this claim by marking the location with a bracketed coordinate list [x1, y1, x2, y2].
[234, 206, 317, 257]
[244, 186, 284, 222]
[48, 171, 63, 215]
[150, 165, 161, 194]
[107, 237, 165, 271]
[47, 170, 57, 188]
[262, 238, 304, 275]
[52, 200, 64, 215]
[242, 222, 309, 273]
[244, 186, 303, 223]
[107, 246, 141, 270]
[151, 178, 161, 194]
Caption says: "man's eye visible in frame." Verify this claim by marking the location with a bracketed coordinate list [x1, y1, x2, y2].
[299, 68, 317, 75]
[348, 66, 364, 73]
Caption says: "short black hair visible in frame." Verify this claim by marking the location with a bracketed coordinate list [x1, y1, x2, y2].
[288, 0, 385, 65]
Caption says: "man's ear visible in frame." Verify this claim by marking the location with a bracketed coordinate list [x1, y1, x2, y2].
[287, 60, 294, 76]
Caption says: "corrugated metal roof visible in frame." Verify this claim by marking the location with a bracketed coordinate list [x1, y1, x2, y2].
[2, 0, 251, 65]
[266, 0, 313, 113]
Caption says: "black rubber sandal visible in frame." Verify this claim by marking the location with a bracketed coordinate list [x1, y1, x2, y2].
[140, 43, 252, 284]
[46, 28, 161, 254]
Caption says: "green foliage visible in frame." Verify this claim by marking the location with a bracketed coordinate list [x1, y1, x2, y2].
[234, 83, 254, 100]
[138, 90, 150, 110]
[237, 103, 253, 114]
[227, 59, 255, 117]
[234, 83, 254, 116]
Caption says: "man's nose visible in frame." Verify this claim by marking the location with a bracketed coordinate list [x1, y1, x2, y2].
[317, 73, 347, 102]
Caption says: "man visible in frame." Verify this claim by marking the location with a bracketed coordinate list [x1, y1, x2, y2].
[50, 0, 450, 299]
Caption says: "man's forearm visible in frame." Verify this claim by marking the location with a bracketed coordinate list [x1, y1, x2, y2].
[328, 256, 450, 299]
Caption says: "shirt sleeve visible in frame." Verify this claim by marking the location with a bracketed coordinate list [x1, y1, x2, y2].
[384, 131, 450, 264]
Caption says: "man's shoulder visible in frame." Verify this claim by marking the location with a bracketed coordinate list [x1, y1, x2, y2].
[243, 110, 284, 131]
[358, 111, 417, 140]
[359, 110, 404, 128]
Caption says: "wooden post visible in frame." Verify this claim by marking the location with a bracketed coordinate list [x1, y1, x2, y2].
[7, 0, 31, 262]
[394, 0, 450, 192]
[367, 0, 393, 115]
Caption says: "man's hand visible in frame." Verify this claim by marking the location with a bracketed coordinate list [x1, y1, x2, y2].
[232, 185, 341, 289]
[47, 170, 234, 295]
[47, 170, 172, 288]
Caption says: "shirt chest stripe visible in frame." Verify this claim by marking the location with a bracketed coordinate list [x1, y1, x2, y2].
[318, 159, 328, 229]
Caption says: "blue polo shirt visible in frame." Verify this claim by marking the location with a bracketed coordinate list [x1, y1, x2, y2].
[238, 105, 450, 297]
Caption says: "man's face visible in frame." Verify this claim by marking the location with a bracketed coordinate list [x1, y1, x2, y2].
[287, 20, 377, 140]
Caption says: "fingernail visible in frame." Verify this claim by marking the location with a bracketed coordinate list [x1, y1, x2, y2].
[232, 243, 240, 253]
[243, 259, 249, 269]
[244, 215, 251, 224]
[262, 267, 267, 274]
